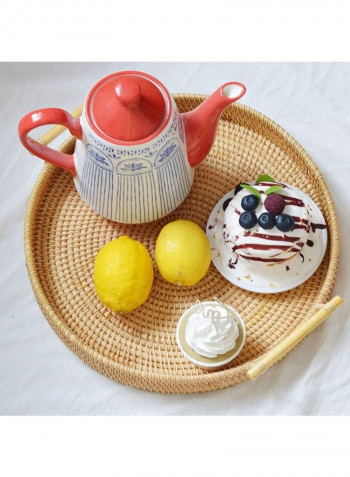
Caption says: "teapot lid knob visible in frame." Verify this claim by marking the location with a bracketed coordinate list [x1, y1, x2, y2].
[115, 78, 142, 108]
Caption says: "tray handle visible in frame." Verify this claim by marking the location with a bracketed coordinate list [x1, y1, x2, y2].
[247, 295, 343, 380]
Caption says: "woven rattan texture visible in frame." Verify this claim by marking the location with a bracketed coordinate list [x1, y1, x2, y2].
[24, 95, 339, 393]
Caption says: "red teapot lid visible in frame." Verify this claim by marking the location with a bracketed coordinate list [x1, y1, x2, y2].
[86, 71, 171, 144]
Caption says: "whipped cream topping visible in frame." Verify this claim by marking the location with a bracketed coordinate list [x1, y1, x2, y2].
[185, 302, 239, 358]
[224, 183, 311, 266]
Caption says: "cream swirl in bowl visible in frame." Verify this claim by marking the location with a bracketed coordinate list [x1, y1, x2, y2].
[176, 300, 246, 369]
[185, 303, 239, 358]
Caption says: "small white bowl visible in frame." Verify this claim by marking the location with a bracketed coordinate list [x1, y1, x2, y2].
[176, 301, 246, 369]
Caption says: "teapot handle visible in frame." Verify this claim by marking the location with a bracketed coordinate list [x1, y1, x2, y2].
[18, 108, 83, 177]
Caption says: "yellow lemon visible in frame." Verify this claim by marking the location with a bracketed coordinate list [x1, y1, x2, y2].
[155, 219, 211, 286]
[94, 236, 154, 313]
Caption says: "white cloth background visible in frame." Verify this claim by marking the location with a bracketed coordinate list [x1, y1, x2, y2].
[0, 62, 349, 415]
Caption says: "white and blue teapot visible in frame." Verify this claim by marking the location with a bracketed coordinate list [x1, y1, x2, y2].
[19, 71, 246, 224]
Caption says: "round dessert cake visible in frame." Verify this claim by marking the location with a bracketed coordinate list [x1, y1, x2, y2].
[206, 177, 327, 293]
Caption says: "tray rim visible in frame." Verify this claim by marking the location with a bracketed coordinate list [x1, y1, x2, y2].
[23, 94, 340, 393]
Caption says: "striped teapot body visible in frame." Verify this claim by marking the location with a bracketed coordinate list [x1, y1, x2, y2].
[74, 101, 194, 224]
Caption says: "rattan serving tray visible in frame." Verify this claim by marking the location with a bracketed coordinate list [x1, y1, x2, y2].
[24, 94, 339, 393]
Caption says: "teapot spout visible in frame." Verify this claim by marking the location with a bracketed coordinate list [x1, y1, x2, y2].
[182, 82, 246, 168]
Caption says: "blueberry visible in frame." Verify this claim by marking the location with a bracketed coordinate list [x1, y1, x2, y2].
[258, 212, 276, 229]
[223, 197, 233, 211]
[276, 214, 294, 232]
[239, 211, 257, 229]
[241, 194, 259, 211]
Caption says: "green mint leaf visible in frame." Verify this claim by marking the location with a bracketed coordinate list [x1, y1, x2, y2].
[256, 174, 276, 184]
[265, 185, 283, 195]
[241, 184, 261, 202]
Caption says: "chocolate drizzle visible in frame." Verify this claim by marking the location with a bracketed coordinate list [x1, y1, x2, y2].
[239, 255, 293, 263]
[228, 257, 238, 269]
[284, 197, 305, 207]
[233, 207, 241, 216]
[223, 197, 233, 211]
[257, 182, 286, 187]
[311, 222, 327, 232]
[306, 239, 314, 247]
[245, 231, 301, 243]
[232, 243, 300, 253]
[291, 217, 310, 231]
[291, 220, 326, 233]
